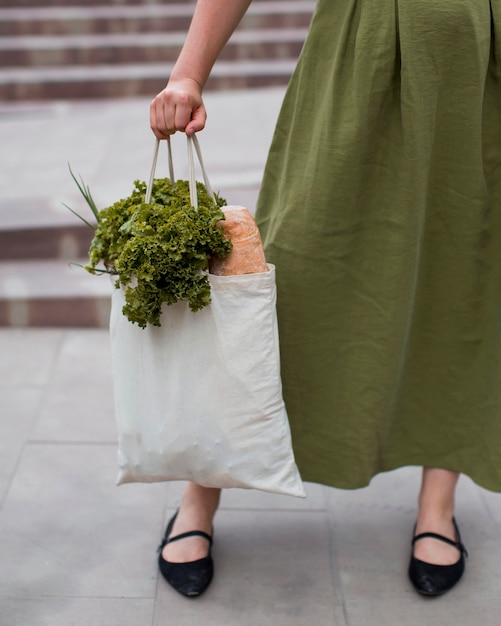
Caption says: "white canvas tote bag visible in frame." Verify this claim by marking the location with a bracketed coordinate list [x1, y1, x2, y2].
[110, 136, 305, 498]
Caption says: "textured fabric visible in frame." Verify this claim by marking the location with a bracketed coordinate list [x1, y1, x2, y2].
[255, 0, 501, 490]
[110, 267, 304, 498]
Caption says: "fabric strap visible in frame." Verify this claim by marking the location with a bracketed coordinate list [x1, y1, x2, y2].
[412, 524, 468, 557]
[145, 135, 215, 208]
[166, 530, 213, 545]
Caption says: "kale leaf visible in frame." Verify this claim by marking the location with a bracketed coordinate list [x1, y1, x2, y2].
[85, 178, 231, 328]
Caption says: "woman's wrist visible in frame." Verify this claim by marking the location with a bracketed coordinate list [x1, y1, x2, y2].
[167, 75, 203, 94]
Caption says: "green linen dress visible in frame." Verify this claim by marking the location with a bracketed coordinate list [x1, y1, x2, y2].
[255, 0, 501, 490]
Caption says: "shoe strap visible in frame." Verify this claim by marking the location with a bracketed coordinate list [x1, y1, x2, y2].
[158, 529, 213, 553]
[412, 531, 468, 557]
[167, 530, 213, 546]
[157, 510, 213, 553]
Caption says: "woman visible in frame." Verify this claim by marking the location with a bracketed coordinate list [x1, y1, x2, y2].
[150, 0, 501, 598]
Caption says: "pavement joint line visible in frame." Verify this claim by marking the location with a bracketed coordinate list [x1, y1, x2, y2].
[0, 331, 66, 510]
[325, 506, 351, 626]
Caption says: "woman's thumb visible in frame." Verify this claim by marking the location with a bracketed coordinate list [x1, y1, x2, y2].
[185, 104, 206, 135]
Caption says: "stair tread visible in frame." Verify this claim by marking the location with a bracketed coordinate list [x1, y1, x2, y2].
[0, 59, 297, 83]
[0, 28, 307, 51]
[0, 258, 113, 299]
[0, 1, 315, 21]
[2, 0, 299, 7]
[0, 197, 91, 231]
[0, 4, 195, 19]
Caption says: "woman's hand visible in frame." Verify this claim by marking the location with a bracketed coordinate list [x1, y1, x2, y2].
[150, 78, 206, 139]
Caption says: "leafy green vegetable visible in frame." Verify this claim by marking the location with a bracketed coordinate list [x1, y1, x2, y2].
[63, 164, 100, 229]
[69, 174, 231, 328]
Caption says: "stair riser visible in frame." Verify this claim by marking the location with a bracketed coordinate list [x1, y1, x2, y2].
[0, 12, 312, 37]
[1, 40, 303, 68]
[2, 0, 192, 7]
[1, 0, 292, 7]
[0, 225, 93, 261]
[0, 296, 110, 327]
[0, 72, 292, 100]
[1, 16, 193, 37]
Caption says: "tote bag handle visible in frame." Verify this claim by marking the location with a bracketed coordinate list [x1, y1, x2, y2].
[145, 135, 215, 209]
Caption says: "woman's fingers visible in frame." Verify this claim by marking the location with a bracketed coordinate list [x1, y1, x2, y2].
[150, 96, 169, 138]
[150, 80, 206, 139]
[185, 104, 206, 136]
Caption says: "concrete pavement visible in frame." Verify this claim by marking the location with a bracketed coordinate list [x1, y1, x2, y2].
[1, 90, 501, 625]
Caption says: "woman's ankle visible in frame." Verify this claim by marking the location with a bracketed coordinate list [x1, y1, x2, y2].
[162, 484, 221, 563]
[180, 484, 220, 518]
[412, 468, 462, 565]
[417, 467, 459, 524]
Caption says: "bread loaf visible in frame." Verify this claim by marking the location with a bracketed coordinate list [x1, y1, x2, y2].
[209, 206, 268, 276]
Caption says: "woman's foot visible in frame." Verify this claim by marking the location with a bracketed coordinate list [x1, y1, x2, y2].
[409, 517, 467, 596]
[158, 483, 220, 597]
[408, 468, 467, 596]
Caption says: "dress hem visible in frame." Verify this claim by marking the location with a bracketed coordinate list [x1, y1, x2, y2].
[298, 461, 501, 493]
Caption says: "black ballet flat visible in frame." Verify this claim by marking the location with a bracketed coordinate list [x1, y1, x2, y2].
[157, 511, 214, 598]
[408, 517, 468, 596]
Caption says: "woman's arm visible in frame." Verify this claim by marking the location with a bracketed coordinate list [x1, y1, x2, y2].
[150, 0, 252, 138]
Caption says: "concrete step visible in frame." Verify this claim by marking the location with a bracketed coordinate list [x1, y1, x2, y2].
[0, 223, 92, 261]
[0, 28, 306, 67]
[0, 58, 297, 100]
[2, 0, 195, 7]
[0, 2, 314, 37]
[9, 0, 297, 7]
[0, 195, 94, 261]
[0, 258, 112, 327]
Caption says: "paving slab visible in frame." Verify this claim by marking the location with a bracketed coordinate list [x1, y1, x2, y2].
[30, 329, 117, 441]
[0, 442, 166, 599]
[32, 379, 117, 442]
[0, 598, 156, 626]
[154, 509, 345, 626]
[0, 387, 42, 505]
[43, 328, 113, 385]
[0, 328, 63, 385]
[325, 469, 501, 625]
